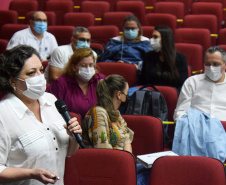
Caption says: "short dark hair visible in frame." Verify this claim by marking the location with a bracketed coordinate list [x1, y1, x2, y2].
[205, 46, 226, 63]
[0, 45, 41, 94]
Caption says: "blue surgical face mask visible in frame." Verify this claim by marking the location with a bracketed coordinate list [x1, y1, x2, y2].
[124, 29, 138, 40]
[34, 22, 47, 34]
[75, 40, 90, 50]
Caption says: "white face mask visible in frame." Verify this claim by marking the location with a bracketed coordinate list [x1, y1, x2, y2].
[205, 66, 223, 81]
[150, 38, 161, 52]
[77, 67, 95, 82]
[16, 74, 46, 99]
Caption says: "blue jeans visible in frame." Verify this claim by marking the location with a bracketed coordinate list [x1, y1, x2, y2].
[136, 163, 151, 185]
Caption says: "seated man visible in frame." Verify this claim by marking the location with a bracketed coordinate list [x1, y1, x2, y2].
[45, 26, 97, 83]
[6, 11, 58, 61]
[174, 46, 226, 121]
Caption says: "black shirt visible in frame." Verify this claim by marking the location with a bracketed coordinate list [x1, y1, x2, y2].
[139, 51, 188, 91]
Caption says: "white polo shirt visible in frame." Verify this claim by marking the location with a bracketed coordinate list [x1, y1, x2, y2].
[6, 27, 58, 60]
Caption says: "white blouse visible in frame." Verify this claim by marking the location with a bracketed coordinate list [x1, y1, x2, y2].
[0, 93, 69, 185]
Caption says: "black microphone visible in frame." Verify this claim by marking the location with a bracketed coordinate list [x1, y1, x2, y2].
[55, 99, 86, 148]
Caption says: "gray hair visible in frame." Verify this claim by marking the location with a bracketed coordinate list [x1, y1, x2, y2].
[205, 46, 226, 63]
[72, 26, 89, 37]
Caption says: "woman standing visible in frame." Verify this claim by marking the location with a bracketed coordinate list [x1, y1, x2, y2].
[0, 45, 81, 185]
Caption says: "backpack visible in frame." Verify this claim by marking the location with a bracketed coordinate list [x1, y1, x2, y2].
[125, 85, 172, 149]
[125, 85, 168, 121]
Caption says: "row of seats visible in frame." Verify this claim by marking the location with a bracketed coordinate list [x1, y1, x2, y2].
[0, 9, 222, 35]
[1, 23, 226, 70]
[64, 137, 226, 185]
[7, 0, 226, 27]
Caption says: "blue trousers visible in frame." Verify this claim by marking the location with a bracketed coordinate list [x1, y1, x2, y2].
[136, 163, 151, 185]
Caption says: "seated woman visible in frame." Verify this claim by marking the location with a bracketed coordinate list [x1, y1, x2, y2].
[100, 15, 152, 70]
[139, 25, 188, 92]
[47, 47, 106, 118]
[0, 45, 81, 184]
[82, 74, 150, 185]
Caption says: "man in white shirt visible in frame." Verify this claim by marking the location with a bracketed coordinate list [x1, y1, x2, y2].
[174, 46, 226, 121]
[6, 11, 58, 61]
[45, 26, 97, 83]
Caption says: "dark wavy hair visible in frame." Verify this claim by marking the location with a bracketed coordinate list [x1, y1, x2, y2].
[96, 75, 127, 122]
[0, 45, 41, 94]
[155, 25, 180, 81]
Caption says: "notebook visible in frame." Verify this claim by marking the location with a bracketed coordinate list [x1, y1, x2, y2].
[137, 151, 178, 168]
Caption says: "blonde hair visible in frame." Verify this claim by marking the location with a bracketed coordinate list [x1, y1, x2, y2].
[96, 75, 127, 122]
[63, 48, 96, 77]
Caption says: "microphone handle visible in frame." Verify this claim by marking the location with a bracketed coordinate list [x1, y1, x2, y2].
[61, 111, 86, 148]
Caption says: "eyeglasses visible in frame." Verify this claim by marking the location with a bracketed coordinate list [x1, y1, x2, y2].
[33, 19, 47, 23]
[124, 27, 138, 31]
[74, 37, 91, 43]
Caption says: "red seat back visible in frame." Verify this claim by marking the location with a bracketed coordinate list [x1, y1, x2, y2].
[47, 25, 75, 45]
[154, 2, 184, 27]
[0, 10, 18, 30]
[175, 43, 203, 73]
[96, 62, 137, 86]
[183, 14, 218, 46]
[149, 156, 226, 185]
[122, 115, 164, 157]
[81, 1, 110, 25]
[175, 28, 211, 54]
[0, 39, 8, 54]
[102, 12, 133, 32]
[0, 24, 29, 40]
[116, 1, 147, 25]
[191, 2, 223, 30]
[145, 13, 177, 33]
[45, 1, 74, 25]
[88, 26, 119, 45]
[159, 0, 193, 15]
[63, 12, 95, 27]
[217, 28, 226, 45]
[141, 26, 154, 38]
[9, 0, 38, 24]
[64, 148, 137, 185]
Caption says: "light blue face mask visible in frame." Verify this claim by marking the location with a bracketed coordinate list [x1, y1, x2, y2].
[75, 40, 90, 50]
[124, 29, 138, 40]
[34, 22, 47, 34]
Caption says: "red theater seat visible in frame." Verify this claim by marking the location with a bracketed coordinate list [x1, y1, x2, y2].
[122, 115, 164, 157]
[63, 12, 95, 27]
[149, 156, 226, 185]
[64, 149, 137, 185]
[96, 62, 137, 86]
